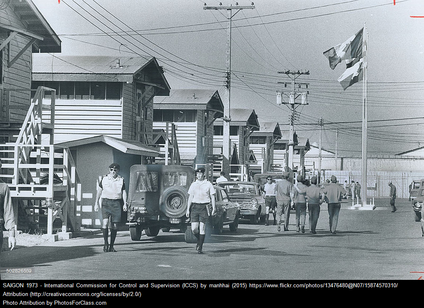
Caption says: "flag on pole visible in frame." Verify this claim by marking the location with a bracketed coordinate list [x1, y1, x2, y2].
[337, 59, 363, 90]
[323, 27, 365, 90]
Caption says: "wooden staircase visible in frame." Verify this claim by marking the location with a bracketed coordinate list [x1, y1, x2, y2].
[0, 86, 81, 238]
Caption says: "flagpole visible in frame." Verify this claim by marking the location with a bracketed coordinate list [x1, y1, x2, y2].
[361, 24, 368, 207]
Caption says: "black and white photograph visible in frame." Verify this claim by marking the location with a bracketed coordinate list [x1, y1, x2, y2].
[1, 0, 423, 298]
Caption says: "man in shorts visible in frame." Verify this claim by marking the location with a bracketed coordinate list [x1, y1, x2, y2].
[95, 163, 127, 252]
[186, 168, 216, 254]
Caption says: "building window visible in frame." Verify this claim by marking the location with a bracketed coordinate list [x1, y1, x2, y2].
[153, 110, 196, 122]
[250, 136, 266, 144]
[106, 82, 121, 100]
[214, 126, 223, 136]
[60, 82, 74, 99]
[91, 82, 105, 100]
[75, 82, 89, 99]
[230, 126, 239, 136]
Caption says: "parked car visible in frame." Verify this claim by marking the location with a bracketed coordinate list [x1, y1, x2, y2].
[217, 181, 265, 223]
[185, 186, 241, 242]
[410, 180, 422, 201]
[126, 164, 194, 241]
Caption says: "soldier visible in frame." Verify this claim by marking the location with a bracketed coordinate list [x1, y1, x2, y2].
[186, 168, 216, 254]
[263, 176, 277, 226]
[293, 175, 308, 233]
[305, 176, 322, 234]
[323, 175, 345, 234]
[275, 171, 293, 231]
[95, 163, 127, 252]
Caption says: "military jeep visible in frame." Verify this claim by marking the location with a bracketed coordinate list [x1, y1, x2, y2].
[127, 164, 194, 241]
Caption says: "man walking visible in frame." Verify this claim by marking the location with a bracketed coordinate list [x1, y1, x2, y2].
[95, 163, 127, 252]
[275, 171, 292, 231]
[293, 175, 307, 233]
[263, 176, 277, 226]
[0, 159, 16, 252]
[305, 176, 322, 234]
[186, 168, 216, 254]
[389, 182, 397, 213]
[323, 175, 345, 234]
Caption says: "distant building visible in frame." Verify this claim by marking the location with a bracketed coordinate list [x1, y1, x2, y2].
[249, 121, 282, 173]
[154, 89, 224, 167]
[214, 109, 260, 179]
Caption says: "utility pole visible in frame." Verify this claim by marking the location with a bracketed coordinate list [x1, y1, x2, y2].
[277, 70, 310, 173]
[204, 3, 255, 176]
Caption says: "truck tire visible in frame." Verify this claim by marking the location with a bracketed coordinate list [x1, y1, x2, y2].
[130, 226, 142, 241]
[159, 186, 188, 218]
[145, 226, 160, 237]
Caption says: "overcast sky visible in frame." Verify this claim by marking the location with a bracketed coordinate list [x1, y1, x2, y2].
[33, 0, 424, 157]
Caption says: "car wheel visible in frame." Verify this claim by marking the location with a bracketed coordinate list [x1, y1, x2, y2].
[230, 213, 239, 232]
[145, 226, 160, 237]
[130, 226, 142, 241]
[159, 186, 188, 218]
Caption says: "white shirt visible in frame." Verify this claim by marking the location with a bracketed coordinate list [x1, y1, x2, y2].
[188, 179, 215, 203]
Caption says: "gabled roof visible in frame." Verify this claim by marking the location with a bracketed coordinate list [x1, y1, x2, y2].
[154, 89, 224, 114]
[32, 54, 170, 94]
[251, 121, 281, 138]
[0, 0, 61, 52]
[215, 109, 260, 130]
[55, 135, 159, 157]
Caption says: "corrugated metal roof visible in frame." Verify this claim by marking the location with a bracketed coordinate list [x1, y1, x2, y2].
[33, 54, 152, 75]
[154, 89, 224, 112]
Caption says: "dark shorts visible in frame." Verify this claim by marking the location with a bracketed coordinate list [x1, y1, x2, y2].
[101, 198, 122, 223]
[190, 203, 209, 223]
[265, 196, 277, 210]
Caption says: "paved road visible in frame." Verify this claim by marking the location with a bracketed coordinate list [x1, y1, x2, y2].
[2, 198, 423, 280]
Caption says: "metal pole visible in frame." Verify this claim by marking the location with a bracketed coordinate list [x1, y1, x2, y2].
[204, 4, 255, 176]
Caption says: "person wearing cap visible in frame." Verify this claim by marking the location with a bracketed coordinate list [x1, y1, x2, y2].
[305, 176, 322, 234]
[293, 174, 308, 233]
[388, 182, 397, 213]
[322, 175, 345, 234]
[275, 171, 293, 231]
[95, 163, 127, 252]
[186, 168, 216, 254]
[263, 176, 277, 226]
[0, 159, 16, 252]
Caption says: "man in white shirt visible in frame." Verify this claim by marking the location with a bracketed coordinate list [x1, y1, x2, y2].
[95, 163, 127, 252]
[216, 171, 228, 184]
[263, 176, 277, 226]
[186, 168, 216, 254]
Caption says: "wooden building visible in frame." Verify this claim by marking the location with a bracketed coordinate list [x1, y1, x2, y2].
[214, 109, 260, 179]
[32, 54, 170, 144]
[0, 0, 60, 131]
[249, 121, 282, 173]
[153, 89, 224, 166]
